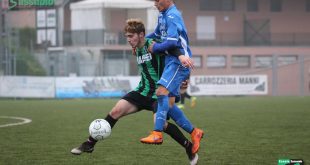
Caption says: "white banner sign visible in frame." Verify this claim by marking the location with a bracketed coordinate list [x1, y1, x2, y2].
[56, 76, 139, 98]
[0, 76, 55, 98]
[0, 75, 267, 98]
[189, 75, 268, 96]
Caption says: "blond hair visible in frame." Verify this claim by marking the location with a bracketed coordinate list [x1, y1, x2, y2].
[124, 18, 145, 35]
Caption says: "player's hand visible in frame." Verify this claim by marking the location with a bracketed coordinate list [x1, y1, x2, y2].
[148, 41, 155, 53]
[179, 55, 194, 69]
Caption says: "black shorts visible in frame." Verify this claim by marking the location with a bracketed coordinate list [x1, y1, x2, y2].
[122, 91, 157, 112]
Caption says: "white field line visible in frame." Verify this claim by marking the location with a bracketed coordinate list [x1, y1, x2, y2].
[0, 116, 32, 128]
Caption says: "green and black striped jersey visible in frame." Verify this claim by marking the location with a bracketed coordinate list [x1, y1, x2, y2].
[134, 38, 165, 99]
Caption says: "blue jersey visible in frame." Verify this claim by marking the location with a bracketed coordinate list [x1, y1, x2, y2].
[147, 5, 192, 65]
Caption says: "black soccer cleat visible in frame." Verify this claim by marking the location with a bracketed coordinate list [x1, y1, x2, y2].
[185, 142, 193, 159]
[189, 153, 198, 165]
[186, 142, 199, 165]
[71, 141, 95, 155]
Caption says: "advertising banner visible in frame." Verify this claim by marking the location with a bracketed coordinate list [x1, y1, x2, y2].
[0, 76, 55, 98]
[55, 76, 139, 99]
[0, 75, 267, 98]
[189, 75, 268, 96]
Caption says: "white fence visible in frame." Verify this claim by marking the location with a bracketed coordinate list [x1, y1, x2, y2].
[0, 75, 268, 98]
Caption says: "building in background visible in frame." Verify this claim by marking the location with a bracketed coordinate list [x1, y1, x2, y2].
[174, 0, 310, 96]
[1, 0, 310, 96]
[0, 0, 72, 75]
[64, 0, 157, 76]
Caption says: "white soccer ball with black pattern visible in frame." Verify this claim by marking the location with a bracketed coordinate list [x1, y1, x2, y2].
[89, 119, 111, 140]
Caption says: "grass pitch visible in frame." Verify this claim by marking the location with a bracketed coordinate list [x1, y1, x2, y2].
[0, 97, 309, 165]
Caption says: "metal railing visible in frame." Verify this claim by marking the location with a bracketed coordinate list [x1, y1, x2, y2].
[63, 30, 127, 46]
[63, 30, 310, 47]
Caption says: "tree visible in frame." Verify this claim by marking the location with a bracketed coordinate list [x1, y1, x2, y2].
[15, 27, 46, 76]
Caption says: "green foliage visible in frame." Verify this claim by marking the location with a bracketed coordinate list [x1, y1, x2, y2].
[0, 97, 309, 164]
[18, 27, 36, 49]
[13, 27, 45, 76]
[1, 27, 45, 75]
[16, 47, 46, 76]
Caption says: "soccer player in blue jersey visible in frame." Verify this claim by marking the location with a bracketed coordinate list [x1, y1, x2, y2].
[71, 19, 198, 164]
[140, 0, 204, 154]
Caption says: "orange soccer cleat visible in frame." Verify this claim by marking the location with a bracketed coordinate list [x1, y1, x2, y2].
[191, 128, 204, 154]
[140, 131, 163, 144]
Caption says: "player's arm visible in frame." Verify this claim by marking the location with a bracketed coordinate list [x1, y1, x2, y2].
[156, 47, 181, 57]
[167, 48, 182, 57]
[150, 37, 180, 57]
[151, 16, 194, 68]
[146, 31, 160, 39]
[155, 47, 194, 69]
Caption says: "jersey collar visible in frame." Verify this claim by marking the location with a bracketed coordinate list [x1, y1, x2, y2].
[161, 4, 176, 14]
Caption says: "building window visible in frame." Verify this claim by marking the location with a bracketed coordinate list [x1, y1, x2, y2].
[270, 0, 282, 12]
[192, 55, 203, 68]
[232, 55, 251, 68]
[222, 0, 235, 11]
[255, 55, 273, 68]
[247, 0, 259, 12]
[200, 0, 220, 11]
[278, 55, 298, 66]
[207, 55, 227, 68]
[306, 0, 310, 12]
[200, 0, 235, 11]
[196, 16, 215, 40]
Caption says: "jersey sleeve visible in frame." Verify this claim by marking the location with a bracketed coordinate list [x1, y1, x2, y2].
[166, 14, 180, 42]
[152, 14, 181, 53]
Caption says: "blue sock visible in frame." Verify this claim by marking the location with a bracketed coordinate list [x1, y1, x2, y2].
[168, 104, 194, 133]
[154, 95, 169, 132]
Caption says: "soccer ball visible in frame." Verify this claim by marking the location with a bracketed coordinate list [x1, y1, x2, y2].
[89, 119, 111, 141]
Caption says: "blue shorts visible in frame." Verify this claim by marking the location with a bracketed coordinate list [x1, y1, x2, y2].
[158, 62, 190, 96]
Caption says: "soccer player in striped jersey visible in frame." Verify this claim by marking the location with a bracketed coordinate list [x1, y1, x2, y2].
[140, 0, 204, 155]
[71, 18, 198, 164]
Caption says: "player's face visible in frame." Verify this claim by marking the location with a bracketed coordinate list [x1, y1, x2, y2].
[125, 32, 142, 48]
[154, 0, 171, 12]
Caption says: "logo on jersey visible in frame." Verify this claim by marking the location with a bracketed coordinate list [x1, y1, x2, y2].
[137, 53, 152, 64]
[159, 15, 167, 38]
